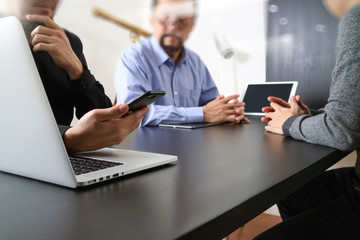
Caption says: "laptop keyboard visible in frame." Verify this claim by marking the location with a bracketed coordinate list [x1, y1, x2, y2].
[69, 156, 123, 175]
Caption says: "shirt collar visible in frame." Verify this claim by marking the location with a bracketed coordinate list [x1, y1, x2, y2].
[150, 36, 188, 67]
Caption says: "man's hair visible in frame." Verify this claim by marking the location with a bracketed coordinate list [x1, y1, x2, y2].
[151, 0, 198, 13]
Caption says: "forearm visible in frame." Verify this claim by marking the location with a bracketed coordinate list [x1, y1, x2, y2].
[287, 109, 360, 151]
[67, 57, 84, 80]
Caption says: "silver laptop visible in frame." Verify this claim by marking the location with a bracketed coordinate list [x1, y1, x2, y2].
[242, 81, 298, 116]
[0, 16, 177, 188]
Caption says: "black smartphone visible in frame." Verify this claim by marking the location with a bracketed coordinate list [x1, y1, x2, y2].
[127, 90, 166, 113]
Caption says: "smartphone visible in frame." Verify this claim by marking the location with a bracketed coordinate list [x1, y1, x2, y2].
[127, 90, 166, 113]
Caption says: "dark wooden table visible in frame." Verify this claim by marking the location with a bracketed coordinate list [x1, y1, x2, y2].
[0, 119, 348, 240]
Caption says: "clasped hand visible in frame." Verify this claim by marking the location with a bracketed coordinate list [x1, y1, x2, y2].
[26, 14, 83, 80]
[203, 94, 250, 124]
[261, 95, 310, 135]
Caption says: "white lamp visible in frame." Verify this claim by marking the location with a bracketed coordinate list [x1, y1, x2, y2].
[213, 33, 234, 59]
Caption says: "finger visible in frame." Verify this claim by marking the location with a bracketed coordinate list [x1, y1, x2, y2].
[227, 106, 244, 114]
[225, 107, 244, 115]
[230, 112, 245, 121]
[237, 116, 250, 124]
[262, 106, 274, 113]
[232, 98, 239, 104]
[222, 110, 237, 117]
[31, 33, 56, 46]
[231, 101, 246, 107]
[295, 95, 307, 108]
[235, 107, 245, 115]
[132, 106, 150, 118]
[227, 113, 249, 124]
[31, 25, 60, 39]
[264, 125, 272, 132]
[242, 117, 251, 124]
[98, 104, 129, 121]
[122, 107, 149, 129]
[26, 14, 60, 30]
[268, 96, 290, 108]
[265, 124, 283, 135]
[289, 96, 299, 109]
[261, 117, 272, 123]
[32, 42, 58, 53]
[270, 102, 281, 111]
[222, 102, 245, 111]
[264, 111, 274, 119]
[221, 94, 240, 103]
[224, 114, 237, 123]
[265, 123, 277, 132]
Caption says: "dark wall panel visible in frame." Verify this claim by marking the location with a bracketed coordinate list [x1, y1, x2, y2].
[266, 0, 339, 109]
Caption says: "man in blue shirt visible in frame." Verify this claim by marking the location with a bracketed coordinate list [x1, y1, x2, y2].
[114, 0, 249, 126]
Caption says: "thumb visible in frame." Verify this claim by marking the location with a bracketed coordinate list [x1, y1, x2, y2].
[289, 96, 298, 108]
[98, 104, 129, 121]
[296, 95, 306, 108]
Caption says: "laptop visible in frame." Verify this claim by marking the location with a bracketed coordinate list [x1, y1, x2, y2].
[242, 81, 298, 116]
[0, 16, 177, 188]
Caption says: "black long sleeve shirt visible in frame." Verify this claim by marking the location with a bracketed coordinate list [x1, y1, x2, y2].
[32, 29, 112, 126]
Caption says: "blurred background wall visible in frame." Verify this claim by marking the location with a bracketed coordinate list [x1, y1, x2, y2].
[55, 0, 267, 102]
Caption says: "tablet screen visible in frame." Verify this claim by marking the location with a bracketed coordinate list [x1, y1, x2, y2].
[242, 82, 297, 115]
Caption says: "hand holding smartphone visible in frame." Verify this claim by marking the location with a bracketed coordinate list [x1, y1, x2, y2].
[126, 90, 166, 114]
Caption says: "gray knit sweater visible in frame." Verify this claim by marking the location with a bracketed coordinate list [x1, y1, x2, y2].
[283, 4, 360, 178]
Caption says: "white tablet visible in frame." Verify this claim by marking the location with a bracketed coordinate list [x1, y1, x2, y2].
[242, 81, 298, 116]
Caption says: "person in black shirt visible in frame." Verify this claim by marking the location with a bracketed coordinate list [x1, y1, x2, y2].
[0, 0, 112, 125]
[0, 0, 148, 153]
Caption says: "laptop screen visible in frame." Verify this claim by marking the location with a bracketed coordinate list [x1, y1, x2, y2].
[242, 82, 297, 115]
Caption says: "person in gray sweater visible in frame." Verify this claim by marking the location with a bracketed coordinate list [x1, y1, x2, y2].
[255, 1, 360, 239]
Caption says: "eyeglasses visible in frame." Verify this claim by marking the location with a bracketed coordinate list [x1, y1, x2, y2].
[155, 17, 194, 30]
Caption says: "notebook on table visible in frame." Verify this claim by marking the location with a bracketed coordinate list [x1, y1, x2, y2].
[242, 81, 298, 116]
[0, 16, 177, 188]
[158, 122, 225, 129]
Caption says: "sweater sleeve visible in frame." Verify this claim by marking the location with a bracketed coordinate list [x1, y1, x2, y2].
[287, 5, 360, 152]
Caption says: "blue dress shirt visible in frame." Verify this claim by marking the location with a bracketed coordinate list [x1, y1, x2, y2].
[114, 36, 219, 126]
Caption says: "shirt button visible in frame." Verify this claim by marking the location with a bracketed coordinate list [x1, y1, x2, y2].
[174, 91, 178, 95]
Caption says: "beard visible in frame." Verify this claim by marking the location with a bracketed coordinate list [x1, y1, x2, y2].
[160, 33, 183, 56]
